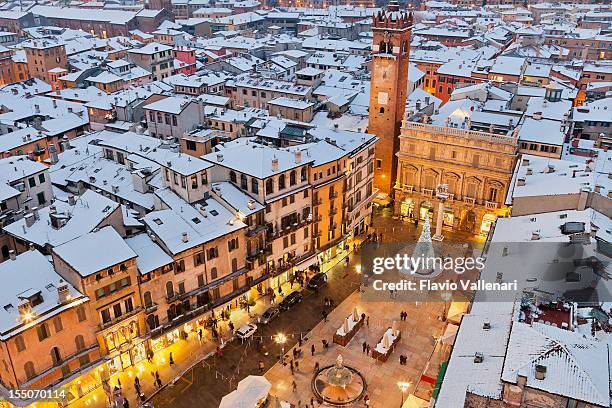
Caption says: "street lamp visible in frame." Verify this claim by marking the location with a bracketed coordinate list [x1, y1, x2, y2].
[397, 381, 410, 407]
[275, 333, 287, 363]
[355, 264, 362, 274]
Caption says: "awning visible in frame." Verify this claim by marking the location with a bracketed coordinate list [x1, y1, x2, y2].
[295, 254, 318, 271]
[219, 375, 271, 408]
[440, 324, 459, 346]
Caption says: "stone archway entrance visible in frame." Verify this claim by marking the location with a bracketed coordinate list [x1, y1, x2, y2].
[419, 201, 434, 221]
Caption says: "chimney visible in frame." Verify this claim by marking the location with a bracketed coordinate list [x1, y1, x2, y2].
[294, 150, 302, 164]
[68, 194, 76, 206]
[29, 243, 35, 251]
[271, 158, 279, 172]
[483, 320, 491, 330]
[474, 352, 484, 363]
[533, 111, 542, 120]
[34, 104, 40, 114]
[32, 207, 39, 220]
[546, 165, 555, 173]
[535, 364, 546, 380]
[181, 232, 189, 243]
[58, 281, 70, 304]
[52, 99, 57, 109]
[531, 231, 541, 241]
[216, 154, 223, 162]
[517, 177, 526, 186]
[8, 250, 16, 261]
[526, 168, 533, 176]
[24, 213, 35, 227]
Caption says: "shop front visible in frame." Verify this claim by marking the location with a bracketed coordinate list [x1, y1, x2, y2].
[420, 201, 434, 220]
[400, 198, 415, 219]
[480, 213, 497, 234]
[443, 207, 455, 227]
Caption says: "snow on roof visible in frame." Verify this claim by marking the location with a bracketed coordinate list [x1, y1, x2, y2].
[296, 67, 323, 77]
[489, 56, 525, 76]
[268, 97, 314, 110]
[143, 188, 246, 255]
[211, 182, 264, 216]
[502, 322, 610, 406]
[0, 155, 47, 184]
[203, 142, 303, 179]
[31, 5, 136, 24]
[128, 42, 173, 55]
[518, 117, 564, 146]
[572, 97, 612, 123]
[436, 311, 511, 407]
[41, 112, 88, 136]
[4, 190, 119, 248]
[125, 233, 174, 275]
[525, 97, 572, 121]
[54, 226, 136, 277]
[0, 250, 87, 339]
[143, 96, 194, 114]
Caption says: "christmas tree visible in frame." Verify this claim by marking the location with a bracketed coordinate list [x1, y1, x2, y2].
[406, 215, 438, 276]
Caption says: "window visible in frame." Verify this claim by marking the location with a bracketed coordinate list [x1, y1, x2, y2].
[232, 258, 238, 272]
[113, 303, 122, 319]
[53, 317, 63, 333]
[207, 247, 218, 259]
[283, 236, 289, 249]
[376, 159, 382, 170]
[230, 171, 237, 183]
[265, 179, 273, 194]
[240, 174, 248, 190]
[210, 267, 218, 280]
[289, 171, 296, 186]
[124, 298, 134, 313]
[50, 347, 61, 366]
[37, 323, 50, 341]
[197, 274, 205, 287]
[301, 167, 307, 181]
[28, 177, 35, 188]
[38, 173, 45, 184]
[143, 291, 153, 308]
[176, 260, 185, 273]
[186, 140, 197, 151]
[165, 282, 174, 299]
[178, 282, 185, 295]
[77, 306, 87, 322]
[251, 178, 258, 193]
[194, 251, 204, 266]
[37, 192, 46, 206]
[278, 174, 286, 190]
[228, 238, 239, 251]
[15, 335, 25, 352]
[101, 309, 111, 324]
[75, 335, 85, 352]
[24, 362, 35, 380]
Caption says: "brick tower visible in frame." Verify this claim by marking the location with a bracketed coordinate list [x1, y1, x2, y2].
[368, 1, 412, 198]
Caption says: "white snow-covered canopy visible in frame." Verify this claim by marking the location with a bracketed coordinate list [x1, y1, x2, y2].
[219, 376, 271, 408]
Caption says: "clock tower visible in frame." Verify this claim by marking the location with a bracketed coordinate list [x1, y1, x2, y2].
[368, 1, 412, 198]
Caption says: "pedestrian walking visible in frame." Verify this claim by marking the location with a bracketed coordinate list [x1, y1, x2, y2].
[295, 360, 299, 371]
[123, 398, 130, 408]
[297, 400, 301, 408]
[364, 394, 370, 406]
[228, 321, 234, 333]
[366, 344, 370, 355]
[311, 397, 315, 408]
[361, 312, 366, 322]
[259, 360, 265, 372]
[314, 361, 319, 372]
[362, 341, 367, 353]
[169, 352, 174, 366]
[155, 372, 161, 389]
[311, 344, 315, 356]
[292, 380, 297, 393]
[198, 328, 203, 342]
[366, 316, 369, 326]
[322, 310, 328, 322]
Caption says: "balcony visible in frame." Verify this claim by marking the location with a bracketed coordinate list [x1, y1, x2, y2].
[422, 188, 434, 197]
[98, 306, 142, 332]
[329, 207, 338, 216]
[464, 197, 476, 205]
[313, 197, 322, 206]
[329, 191, 338, 199]
[485, 201, 498, 210]
[144, 302, 158, 314]
[246, 224, 267, 237]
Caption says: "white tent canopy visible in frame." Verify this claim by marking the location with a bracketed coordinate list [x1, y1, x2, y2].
[219, 376, 271, 408]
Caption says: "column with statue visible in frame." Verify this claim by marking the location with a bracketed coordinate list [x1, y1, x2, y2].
[433, 183, 449, 241]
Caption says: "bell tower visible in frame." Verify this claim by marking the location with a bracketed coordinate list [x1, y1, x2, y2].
[368, 1, 412, 198]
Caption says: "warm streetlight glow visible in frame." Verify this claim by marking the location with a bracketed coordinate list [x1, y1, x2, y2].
[398, 381, 410, 392]
[21, 311, 34, 322]
[356, 264, 362, 274]
[275, 333, 287, 344]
